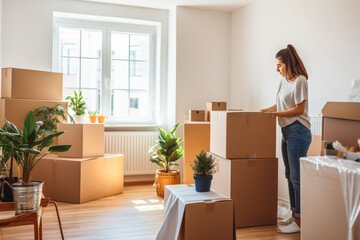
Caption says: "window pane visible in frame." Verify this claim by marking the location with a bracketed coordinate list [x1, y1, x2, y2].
[81, 58, 101, 89]
[81, 30, 102, 58]
[59, 28, 80, 57]
[111, 60, 129, 89]
[129, 61, 149, 90]
[82, 89, 100, 113]
[61, 57, 80, 89]
[130, 34, 149, 61]
[111, 33, 129, 60]
[129, 90, 150, 118]
[112, 90, 129, 117]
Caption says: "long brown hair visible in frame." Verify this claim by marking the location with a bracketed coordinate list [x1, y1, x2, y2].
[276, 44, 308, 80]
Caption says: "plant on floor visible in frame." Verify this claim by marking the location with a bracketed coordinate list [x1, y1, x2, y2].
[35, 104, 75, 135]
[0, 111, 72, 186]
[325, 142, 334, 149]
[65, 90, 87, 116]
[191, 150, 216, 177]
[191, 150, 216, 192]
[149, 123, 184, 172]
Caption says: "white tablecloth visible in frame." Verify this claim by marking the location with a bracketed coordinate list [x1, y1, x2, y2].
[156, 186, 227, 240]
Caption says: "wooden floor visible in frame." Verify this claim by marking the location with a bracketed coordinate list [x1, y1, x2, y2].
[0, 185, 300, 240]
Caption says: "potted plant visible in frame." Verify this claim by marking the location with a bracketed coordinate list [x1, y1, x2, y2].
[325, 142, 337, 159]
[0, 112, 71, 214]
[149, 123, 183, 197]
[65, 90, 87, 123]
[97, 114, 107, 124]
[88, 110, 98, 123]
[35, 104, 75, 134]
[191, 150, 216, 192]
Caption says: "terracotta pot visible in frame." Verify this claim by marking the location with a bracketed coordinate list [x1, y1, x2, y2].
[154, 169, 180, 198]
[97, 115, 107, 123]
[89, 116, 97, 123]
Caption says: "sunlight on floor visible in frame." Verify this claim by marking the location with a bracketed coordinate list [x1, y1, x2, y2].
[133, 199, 164, 212]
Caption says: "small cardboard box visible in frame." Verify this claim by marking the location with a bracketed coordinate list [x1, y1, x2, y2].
[301, 157, 360, 240]
[189, 110, 205, 121]
[31, 154, 124, 204]
[210, 111, 276, 159]
[164, 184, 235, 240]
[57, 123, 104, 158]
[322, 102, 360, 147]
[210, 153, 278, 228]
[206, 102, 227, 121]
[0, 98, 68, 128]
[183, 122, 210, 184]
[1, 68, 63, 101]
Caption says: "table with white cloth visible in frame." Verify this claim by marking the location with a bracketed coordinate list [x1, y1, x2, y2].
[301, 156, 360, 240]
[156, 184, 235, 240]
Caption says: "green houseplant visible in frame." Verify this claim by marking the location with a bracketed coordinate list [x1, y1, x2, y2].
[35, 104, 75, 135]
[191, 150, 216, 192]
[0, 111, 71, 214]
[149, 123, 183, 197]
[88, 110, 98, 123]
[324, 142, 337, 158]
[65, 90, 87, 123]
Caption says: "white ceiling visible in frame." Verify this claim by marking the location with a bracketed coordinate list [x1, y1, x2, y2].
[83, 0, 256, 12]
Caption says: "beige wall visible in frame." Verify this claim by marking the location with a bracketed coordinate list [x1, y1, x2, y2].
[230, 0, 360, 200]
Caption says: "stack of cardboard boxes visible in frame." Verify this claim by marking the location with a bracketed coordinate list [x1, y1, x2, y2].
[184, 102, 226, 184]
[0, 67, 124, 204]
[209, 111, 278, 228]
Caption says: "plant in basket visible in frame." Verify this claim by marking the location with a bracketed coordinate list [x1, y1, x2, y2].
[149, 123, 183, 197]
[0, 111, 71, 214]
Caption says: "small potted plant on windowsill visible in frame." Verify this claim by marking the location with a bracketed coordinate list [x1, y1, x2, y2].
[149, 123, 183, 197]
[65, 90, 87, 123]
[191, 150, 216, 192]
[88, 110, 98, 123]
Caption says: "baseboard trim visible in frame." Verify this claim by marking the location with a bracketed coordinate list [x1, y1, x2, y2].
[124, 180, 154, 186]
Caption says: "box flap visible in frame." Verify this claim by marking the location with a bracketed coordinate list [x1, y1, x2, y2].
[322, 102, 360, 121]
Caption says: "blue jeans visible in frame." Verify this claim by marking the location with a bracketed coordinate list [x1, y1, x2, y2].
[281, 121, 311, 217]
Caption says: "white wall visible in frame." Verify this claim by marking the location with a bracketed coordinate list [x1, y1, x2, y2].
[176, 7, 231, 131]
[230, 0, 360, 200]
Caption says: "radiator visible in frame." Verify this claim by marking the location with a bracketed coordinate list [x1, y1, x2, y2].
[104, 131, 160, 175]
[310, 117, 322, 135]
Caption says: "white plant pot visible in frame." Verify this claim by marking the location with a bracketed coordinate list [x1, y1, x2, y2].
[74, 115, 86, 123]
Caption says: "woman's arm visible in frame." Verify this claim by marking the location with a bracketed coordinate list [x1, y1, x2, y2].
[261, 104, 277, 113]
[275, 100, 306, 117]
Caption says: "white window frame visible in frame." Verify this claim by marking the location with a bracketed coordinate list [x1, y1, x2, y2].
[53, 17, 158, 125]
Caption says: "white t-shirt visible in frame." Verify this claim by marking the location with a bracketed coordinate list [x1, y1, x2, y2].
[276, 75, 311, 129]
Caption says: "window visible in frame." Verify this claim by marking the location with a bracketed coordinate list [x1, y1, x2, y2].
[54, 17, 158, 124]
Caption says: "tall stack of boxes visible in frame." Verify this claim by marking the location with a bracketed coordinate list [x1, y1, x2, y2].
[209, 111, 278, 228]
[0, 67, 124, 204]
[184, 102, 226, 184]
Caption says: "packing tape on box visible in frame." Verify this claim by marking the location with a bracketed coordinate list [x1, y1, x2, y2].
[247, 154, 257, 158]
[246, 113, 253, 127]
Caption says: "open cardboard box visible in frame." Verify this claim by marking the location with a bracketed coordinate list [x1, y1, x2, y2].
[322, 102, 360, 147]
[210, 111, 276, 159]
[1, 68, 63, 101]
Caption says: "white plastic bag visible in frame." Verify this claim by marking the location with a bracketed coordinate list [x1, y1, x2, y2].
[348, 79, 360, 102]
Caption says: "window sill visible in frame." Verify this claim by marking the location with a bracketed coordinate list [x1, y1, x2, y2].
[105, 124, 162, 132]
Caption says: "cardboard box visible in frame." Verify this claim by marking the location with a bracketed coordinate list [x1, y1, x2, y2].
[0, 98, 68, 128]
[210, 111, 276, 159]
[189, 110, 205, 121]
[210, 153, 278, 228]
[183, 122, 210, 184]
[206, 102, 227, 121]
[164, 184, 235, 240]
[57, 123, 104, 158]
[301, 157, 360, 240]
[1, 68, 63, 101]
[31, 154, 124, 203]
[322, 102, 360, 147]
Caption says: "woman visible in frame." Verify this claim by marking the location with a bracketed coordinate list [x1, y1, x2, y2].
[261, 44, 312, 232]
